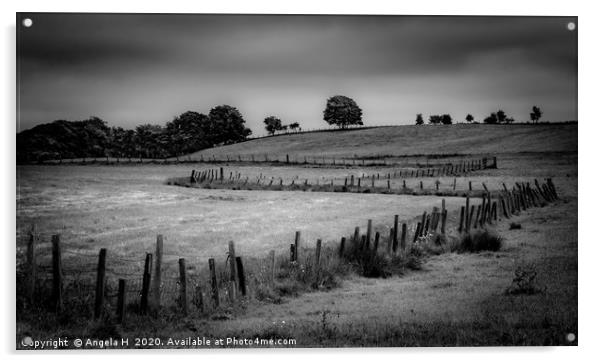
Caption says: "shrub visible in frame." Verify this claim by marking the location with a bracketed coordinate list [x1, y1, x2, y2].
[457, 230, 503, 253]
[505, 265, 545, 295]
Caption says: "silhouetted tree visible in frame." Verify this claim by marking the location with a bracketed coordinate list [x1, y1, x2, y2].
[289, 122, 300, 132]
[530, 106, 542, 123]
[415, 113, 424, 125]
[441, 114, 453, 125]
[207, 105, 252, 145]
[484, 113, 498, 124]
[496, 110, 507, 123]
[466, 114, 474, 123]
[323, 95, 363, 129]
[264, 116, 283, 135]
[429, 115, 442, 124]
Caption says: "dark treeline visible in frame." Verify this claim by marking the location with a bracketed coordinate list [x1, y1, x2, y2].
[17, 105, 251, 162]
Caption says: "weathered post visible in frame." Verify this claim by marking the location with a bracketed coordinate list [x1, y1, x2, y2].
[400, 223, 407, 252]
[235, 257, 247, 296]
[94, 248, 107, 319]
[393, 215, 399, 252]
[441, 209, 447, 234]
[152, 235, 163, 311]
[458, 206, 465, 233]
[140, 253, 153, 314]
[116, 279, 126, 324]
[228, 241, 237, 302]
[179, 258, 188, 315]
[339, 237, 346, 258]
[366, 219, 373, 246]
[294, 231, 301, 262]
[209, 258, 220, 308]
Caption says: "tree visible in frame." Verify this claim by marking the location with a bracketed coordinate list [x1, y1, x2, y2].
[441, 114, 453, 125]
[289, 122, 300, 132]
[207, 105, 252, 145]
[166, 111, 211, 156]
[323, 95, 363, 129]
[496, 110, 507, 123]
[264, 116, 283, 135]
[465, 114, 474, 123]
[428, 115, 442, 124]
[530, 106, 542, 123]
[484, 113, 498, 124]
[415, 114, 424, 125]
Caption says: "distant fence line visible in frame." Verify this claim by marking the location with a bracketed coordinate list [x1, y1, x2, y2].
[24, 153, 497, 169]
[171, 157, 497, 196]
[19, 178, 558, 325]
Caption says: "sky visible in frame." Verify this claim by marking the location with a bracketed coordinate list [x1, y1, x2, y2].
[17, 13, 577, 134]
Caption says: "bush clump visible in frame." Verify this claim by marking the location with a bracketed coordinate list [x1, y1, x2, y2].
[457, 230, 503, 253]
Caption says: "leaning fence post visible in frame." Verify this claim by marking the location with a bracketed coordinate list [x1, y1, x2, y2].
[152, 235, 163, 311]
[413, 223, 421, 243]
[235, 257, 247, 296]
[178, 258, 188, 316]
[27, 225, 37, 304]
[51, 234, 63, 313]
[140, 253, 152, 314]
[458, 206, 465, 233]
[209, 258, 220, 308]
[94, 248, 107, 319]
[116, 279, 126, 324]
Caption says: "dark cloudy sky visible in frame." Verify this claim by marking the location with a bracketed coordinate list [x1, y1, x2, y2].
[17, 13, 577, 133]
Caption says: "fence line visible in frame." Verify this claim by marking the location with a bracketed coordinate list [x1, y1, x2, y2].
[19, 177, 558, 324]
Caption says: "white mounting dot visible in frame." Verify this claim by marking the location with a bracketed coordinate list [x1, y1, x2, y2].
[22, 18, 33, 28]
[566, 333, 576, 342]
[567, 22, 576, 31]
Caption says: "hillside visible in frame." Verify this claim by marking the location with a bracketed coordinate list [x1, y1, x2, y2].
[188, 123, 577, 158]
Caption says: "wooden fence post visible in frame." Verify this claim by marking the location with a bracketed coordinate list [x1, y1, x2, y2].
[339, 237, 346, 258]
[94, 248, 107, 319]
[467, 205, 475, 233]
[294, 231, 301, 262]
[27, 225, 37, 304]
[140, 253, 152, 314]
[392, 215, 399, 252]
[441, 210, 447, 234]
[474, 205, 482, 229]
[152, 235, 163, 311]
[179, 258, 188, 316]
[209, 258, 220, 308]
[315, 239, 322, 267]
[51, 234, 63, 313]
[228, 241, 237, 302]
[235, 257, 247, 296]
[413, 223, 421, 243]
[116, 279, 126, 324]
[373, 232, 380, 253]
[367, 220, 373, 246]
[458, 206, 465, 233]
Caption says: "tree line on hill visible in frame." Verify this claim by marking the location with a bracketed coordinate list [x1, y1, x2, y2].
[414, 106, 543, 125]
[17, 105, 251, 162]
[18, 93, 548, 162]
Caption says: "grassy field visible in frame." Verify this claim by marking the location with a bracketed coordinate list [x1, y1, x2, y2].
[188, 124, 577, 159]
[16, 124, 578, 347]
